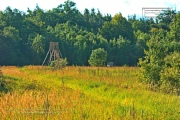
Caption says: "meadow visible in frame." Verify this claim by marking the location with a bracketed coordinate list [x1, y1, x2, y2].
[0, 66, 179, 120]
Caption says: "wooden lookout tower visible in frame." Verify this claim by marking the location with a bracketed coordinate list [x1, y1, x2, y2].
[42, 42, 62, 68]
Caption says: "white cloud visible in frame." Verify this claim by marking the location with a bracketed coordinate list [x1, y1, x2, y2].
[0, 0, 179, 18]
[0, 0, 65, 11]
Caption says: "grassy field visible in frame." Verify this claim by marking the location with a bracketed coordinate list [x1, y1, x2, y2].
[0, 66, 179, 120]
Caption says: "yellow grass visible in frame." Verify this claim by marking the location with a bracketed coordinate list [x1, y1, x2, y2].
[0, 66, 179, 119]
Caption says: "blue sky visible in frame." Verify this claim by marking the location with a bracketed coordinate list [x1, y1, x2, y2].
[0, 0, 179, 18]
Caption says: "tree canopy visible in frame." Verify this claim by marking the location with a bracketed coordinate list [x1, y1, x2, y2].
[88, 48, 107, 66]
[0, 0, 179, 69]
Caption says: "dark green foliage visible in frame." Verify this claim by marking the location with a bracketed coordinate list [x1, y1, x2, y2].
[88, 48, 107, 66]
[0, 0, 179, 69]
[138, 12, 180, 94]
[100, 13, 134, 42]
[108, 36, 131, 66]
[50, 58, 68, 69]
[0, 79, 8, 93]
[160, 52, 180, 94]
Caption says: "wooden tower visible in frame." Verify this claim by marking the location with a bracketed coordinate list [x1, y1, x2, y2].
[42, 42, 62, 68]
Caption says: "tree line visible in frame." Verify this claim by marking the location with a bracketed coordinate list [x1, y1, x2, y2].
[0, 0, 179, 67]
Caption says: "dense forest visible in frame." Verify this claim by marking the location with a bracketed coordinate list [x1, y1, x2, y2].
[0, 0, 179, 67]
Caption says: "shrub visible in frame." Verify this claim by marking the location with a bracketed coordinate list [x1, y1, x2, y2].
[50, 58, 68, 69]
[138, 34, 180, 95]
[88, 48, 107, 66]
[160, 52, 180, 94]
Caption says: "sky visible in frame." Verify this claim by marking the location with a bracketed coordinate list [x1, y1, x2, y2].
[0, 0, 180, 18]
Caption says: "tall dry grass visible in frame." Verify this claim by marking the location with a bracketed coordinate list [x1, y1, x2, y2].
[0, 66, 179, 119]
